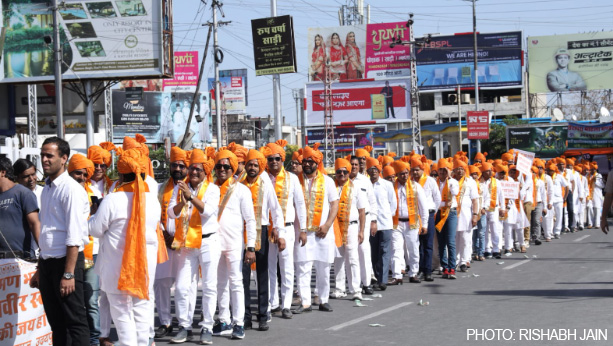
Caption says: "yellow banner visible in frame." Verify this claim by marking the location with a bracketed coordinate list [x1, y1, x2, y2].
[371, 94, 386, 119]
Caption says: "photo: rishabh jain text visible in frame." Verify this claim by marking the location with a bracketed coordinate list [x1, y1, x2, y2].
[467, 328, 608, 342]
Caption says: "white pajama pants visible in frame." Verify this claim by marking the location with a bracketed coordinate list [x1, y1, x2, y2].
[580, 201, 587, 226]
[589, 207, 602, 228]
[296, 260, 330, 306]
[398, 222, 419, 277]
[485, 212, 502, 253]
[99, 291, 112, 338]
[456, 230, 472, 265]
[358, 233, 373, 287]
[153, 277, 174, 326]
[333, 224, 360, 294]
[542, 206, 554, 239]
[175, 234, 221, 331]
[390, 230, 405, 280]
[268, 226, 295, 310]
[107, 292, 154, 346]
[217, 249, 245, 326]
[553, 202, 564, 235]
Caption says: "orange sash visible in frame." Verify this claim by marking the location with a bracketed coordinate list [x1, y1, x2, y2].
[455, 177, 467, 214]
[216, 175, 240, 222]
[299, 171, 326, 232]
[333, 180, 353, 246]
[588, 174, 595, 201]
[418, 174, 427, 188]
[270, 168, 290, 229]
[242, 175, 265, 251]
[157, 178, 176, 231]
[84, 183, 95, 267]
[487, 178, 498, 212]
[393, 179, 420, 230]
[172, 180, 209, 250]
[435, 178, 451, 231]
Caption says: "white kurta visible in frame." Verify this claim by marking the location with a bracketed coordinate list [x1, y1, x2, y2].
[456, 177, 479, 232]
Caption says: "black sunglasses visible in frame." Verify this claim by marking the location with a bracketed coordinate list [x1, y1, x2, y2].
[189, 166, 204, 173]
[94, 163, 107, 169]
[302, 160, 316, 165]
[267, 157, 282, 162]
[335, 170, 349, 175]
[215, 164, 232, 171]
[290, 161, 300, 165]
[171, 163, 187, 170]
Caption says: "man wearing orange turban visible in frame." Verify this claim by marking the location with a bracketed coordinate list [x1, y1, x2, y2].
[575, 164, 589, 231]
[228, 142, 248, 178]
[382, 166, 396, 181]
[476, 161, 505, 260]
[89, 148, 162, 346]
[545, 162, 568, 240]
[213, 148, 256, 338]
[408, 155, 440, 282]
[68, 153, 95, 186]
[88, 145, 114, 197]
[355, 146, 372, 175]
[473, 152, 487, 164]
[331, 158, 367, 300]
[294, 143, 339, 313]
[166, 148, 222, 342]
[389, 155, 429, 284]
[434, 158, 461, 278]
[588, 162, 604, 229]
[366, 156, 396, 289]
[153, 145, 189, 339]
[262, 141, 307, 319]
[238, 149, 284, 331]
[290, 149, 303, 174]
[451, 158, 479, 272]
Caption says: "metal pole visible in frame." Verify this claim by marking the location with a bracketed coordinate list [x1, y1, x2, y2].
[52, 0, 64, 138]
[271, 0, 282, 141]
[85, 80, 94, 148]
[213, 3, 223, 149]
[472, 0, 481, 153]
[299, 88, 306, 146]
[458, 86, 462, 151]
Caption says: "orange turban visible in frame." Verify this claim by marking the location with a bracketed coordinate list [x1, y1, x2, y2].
[468, 165, 480, 175]
[480, 162, 493, 172]
[565, 158, 574, 165]
[122, 136, 141, 151]
[409, 156, 423, 169]
[170, 147, 187, 163]
[264, 139, 288, 161]
[246, 149, 266, 174]
[574, 165, 583, 173]
[531, 166, 538, 174]
[474, 152, 487, 163]
[535, 159, 545, 168]
[303, 143, 324, 165]
[292, 149, 303, 163]
[431, 162, 438, 172]
[366, 157, 381, 172]
[88, 145, 112, 167]
[453, 158, 468, 171]
[188, 148, 206, 166]
[215, 149, 239, 173]
[69, 153, 95, 179]
[355, 146, 372, 158]
[382, 166, 395, 178]
[335, 158, 352, 173]
[437, 158, 452, 170]
[228, 142, 248, 163]
[547, 163, 557, 171]
[494, 163, 508, 174]
[378, 155, 394, 167]
[591, 162, 598, 170]
[115, 148, 149, 300]
[392, 160, 409, 174]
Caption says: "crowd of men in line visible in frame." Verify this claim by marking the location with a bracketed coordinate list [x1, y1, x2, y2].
[1, 135, 612, 346]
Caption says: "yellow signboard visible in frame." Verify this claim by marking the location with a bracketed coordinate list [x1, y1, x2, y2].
[371, 94, 386, 119]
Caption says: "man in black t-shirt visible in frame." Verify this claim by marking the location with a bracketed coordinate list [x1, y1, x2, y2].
[0, 157, 40, 259]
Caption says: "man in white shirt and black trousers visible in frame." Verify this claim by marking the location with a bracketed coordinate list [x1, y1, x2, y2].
[30, 137, 90, 346]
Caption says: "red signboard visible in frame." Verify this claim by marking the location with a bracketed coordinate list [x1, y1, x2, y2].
[467, 111, 490, 139]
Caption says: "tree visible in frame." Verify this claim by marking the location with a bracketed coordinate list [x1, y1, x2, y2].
[479, 115, 527, 159]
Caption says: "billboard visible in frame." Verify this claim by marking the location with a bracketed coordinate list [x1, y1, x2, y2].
[307, 25, 366, 82]
[163, 51, 199, 92]
[112, 91, 209, 144]
[251, 15, 297, 76]
[466, 111, 490, 139]
[506, 125, 567, 158]
[567, 122, 613, 150]
[416, 31, 523, 90]
[306, 78, 411, 125]
[364, 22, 411, 79]
[0, 0, 172, 83]
[528, 32, 613, 93]
[208, 76, 246, 115]
[306, 125, 386, 151]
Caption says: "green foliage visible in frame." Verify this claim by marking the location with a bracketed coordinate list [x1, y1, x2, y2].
[479, 115, 527, 159]
[283, 144, 299, 170]
[5, 26, 53, 51]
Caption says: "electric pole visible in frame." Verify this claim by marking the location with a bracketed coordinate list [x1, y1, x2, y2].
[213, 0, 224, 148]
[271, 0, 283, 141]
[52, 0, 64, 138]
[469, 0, 481, 153]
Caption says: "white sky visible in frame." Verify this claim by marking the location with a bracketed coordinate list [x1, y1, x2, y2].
[172, 0, 613, 126]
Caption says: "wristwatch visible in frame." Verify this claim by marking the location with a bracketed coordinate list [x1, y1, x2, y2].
[246, 247, 255, 252]
[63, 272, 75, 280]
[300, 229, 307, 233]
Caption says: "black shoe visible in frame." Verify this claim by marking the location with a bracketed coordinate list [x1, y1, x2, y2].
[493, 252, 502, 259]
[258, 320, 269, 331]
[418, 272, 425, 280]
[534, 238, 542, 245]
[281, 308, 293, 319]
[362, 285, 374, 295]
[424, 273, 434, 282]
[170, 327, 189, 344]
[378, 283, 387, 291]
[291, 305, 312, 314]
[212, 320, 232, 336]
[409, 276, 421, 283]
[319, 303, 333, 312]
[155, 325, 172, 338]
[243, 320, 253, 330]
[270, 306, 282, 314]
[484, 252, 491, 258]
[459, 264, 468, 272]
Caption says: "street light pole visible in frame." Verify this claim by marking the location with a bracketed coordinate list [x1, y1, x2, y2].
[470, 0, 481, 153]
[52, 0, 64, 138]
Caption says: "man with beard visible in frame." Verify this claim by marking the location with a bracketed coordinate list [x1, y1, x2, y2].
[293, 143, 339, 313]
[13, 158, 43, 206]
[87, 144, 114, 198]
[154, 147, 188, 340]
[168, 148, 220, 344]
[435, 159, 459, 279]
[262, 140, 307, 320]
[229, 142, 248, 179]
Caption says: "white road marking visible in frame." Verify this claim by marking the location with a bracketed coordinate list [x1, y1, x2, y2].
[574, 234, 590, 242]
[503, 259, 531, 270]
[326, 302, 413, 331]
